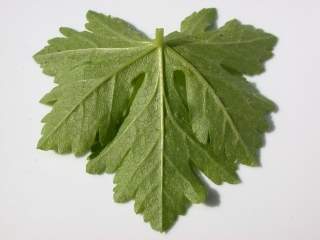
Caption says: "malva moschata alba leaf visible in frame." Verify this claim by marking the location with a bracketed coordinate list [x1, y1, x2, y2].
[34, 8, 277, 232]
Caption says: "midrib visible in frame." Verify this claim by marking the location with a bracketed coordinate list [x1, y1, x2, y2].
[158, 45, 165, 230]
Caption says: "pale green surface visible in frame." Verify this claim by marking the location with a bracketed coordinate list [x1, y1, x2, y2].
[34, 8, 277, 232]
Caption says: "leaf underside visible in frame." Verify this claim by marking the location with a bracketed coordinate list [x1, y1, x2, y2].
[34, 8, 277, 232]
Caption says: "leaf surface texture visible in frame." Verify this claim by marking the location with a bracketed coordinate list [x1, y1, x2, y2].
[34, 8, 277, 232]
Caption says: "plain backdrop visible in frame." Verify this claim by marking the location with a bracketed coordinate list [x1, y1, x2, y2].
[1, 0, 320, 239]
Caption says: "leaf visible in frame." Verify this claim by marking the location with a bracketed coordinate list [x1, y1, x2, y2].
[34, 8, 277, 232]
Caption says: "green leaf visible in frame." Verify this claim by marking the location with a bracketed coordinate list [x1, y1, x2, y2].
[34, 8, 277, 232]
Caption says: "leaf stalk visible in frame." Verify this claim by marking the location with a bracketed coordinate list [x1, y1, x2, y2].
[155, 28, 164, 47]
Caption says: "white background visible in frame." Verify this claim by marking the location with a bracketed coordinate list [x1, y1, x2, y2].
[1, 0, 320, 239]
